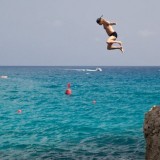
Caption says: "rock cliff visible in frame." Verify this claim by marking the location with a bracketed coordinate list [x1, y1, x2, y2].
[144, 106, 160, 160]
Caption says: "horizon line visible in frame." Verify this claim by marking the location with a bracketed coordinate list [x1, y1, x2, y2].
[0, 65, 160, 67]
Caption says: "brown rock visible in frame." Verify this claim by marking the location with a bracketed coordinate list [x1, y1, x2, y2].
[144, 106, 160, 160]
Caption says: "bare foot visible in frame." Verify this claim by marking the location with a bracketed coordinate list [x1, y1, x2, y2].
[120, 46, 124, 53]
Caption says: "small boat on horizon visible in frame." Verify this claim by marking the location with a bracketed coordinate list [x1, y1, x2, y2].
[85, 67, 102, 72]
[65, 67, 102, 72]
[96, 67, 102, 71]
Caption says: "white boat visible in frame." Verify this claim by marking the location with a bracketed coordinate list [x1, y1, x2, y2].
[85, 68, 102, 72]
[65, 67, 102, 72]
[96, 67, 102, 71]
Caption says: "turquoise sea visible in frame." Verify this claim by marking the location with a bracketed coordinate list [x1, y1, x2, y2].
[0, 66, 160, 160]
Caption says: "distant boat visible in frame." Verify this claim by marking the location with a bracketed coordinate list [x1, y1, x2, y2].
[85, 68, 102, 72]
[65, 67, 102, 72]
[96, 67, 102, 72]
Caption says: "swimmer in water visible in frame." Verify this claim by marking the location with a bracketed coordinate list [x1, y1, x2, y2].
[96, 15, 124, 53]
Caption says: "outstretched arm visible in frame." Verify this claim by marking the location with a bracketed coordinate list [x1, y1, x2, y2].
[109, 22, 116, 25]
[101, 18, 116, 25]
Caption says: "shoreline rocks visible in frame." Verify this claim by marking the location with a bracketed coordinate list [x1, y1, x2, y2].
[144, 106, 160, 160]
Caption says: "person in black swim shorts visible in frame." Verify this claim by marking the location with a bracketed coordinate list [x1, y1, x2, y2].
[96, 16, 124, 53]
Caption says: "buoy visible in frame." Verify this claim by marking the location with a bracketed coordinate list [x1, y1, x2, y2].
[17, 109, 22, 113]
[65, 83, 72, 95]
[92, 100, 96, 104]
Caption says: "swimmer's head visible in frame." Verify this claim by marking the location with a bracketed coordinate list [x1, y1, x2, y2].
[96, 15, 103, 25]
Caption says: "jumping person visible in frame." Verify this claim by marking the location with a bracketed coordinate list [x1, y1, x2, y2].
[96, 15, 124, 53]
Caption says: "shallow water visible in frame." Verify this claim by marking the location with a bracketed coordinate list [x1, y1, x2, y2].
[0, 66, 160, 159]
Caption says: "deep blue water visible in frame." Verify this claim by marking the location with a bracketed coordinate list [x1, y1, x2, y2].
[0, 66, 160, 160]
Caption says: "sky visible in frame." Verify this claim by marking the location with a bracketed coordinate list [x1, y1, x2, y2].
[0, 0, 160, 66]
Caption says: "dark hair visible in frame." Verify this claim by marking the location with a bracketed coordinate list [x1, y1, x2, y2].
[96, 15, 103, 24]
[96, 18, 101, 24]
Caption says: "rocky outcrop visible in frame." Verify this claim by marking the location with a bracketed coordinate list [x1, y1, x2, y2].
[143, 106, 160, 160]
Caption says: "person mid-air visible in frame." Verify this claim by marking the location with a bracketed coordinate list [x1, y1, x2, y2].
[96, 15, 124, 53]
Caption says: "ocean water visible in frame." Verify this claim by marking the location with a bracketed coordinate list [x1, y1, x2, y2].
[0, 66, 160, 160]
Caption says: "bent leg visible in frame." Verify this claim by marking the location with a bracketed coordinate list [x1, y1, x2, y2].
[107, 44, 124, 53]
[107, 43, 121, 50]
[107, 36, 124, 53]
[107, 36, 122, 46]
